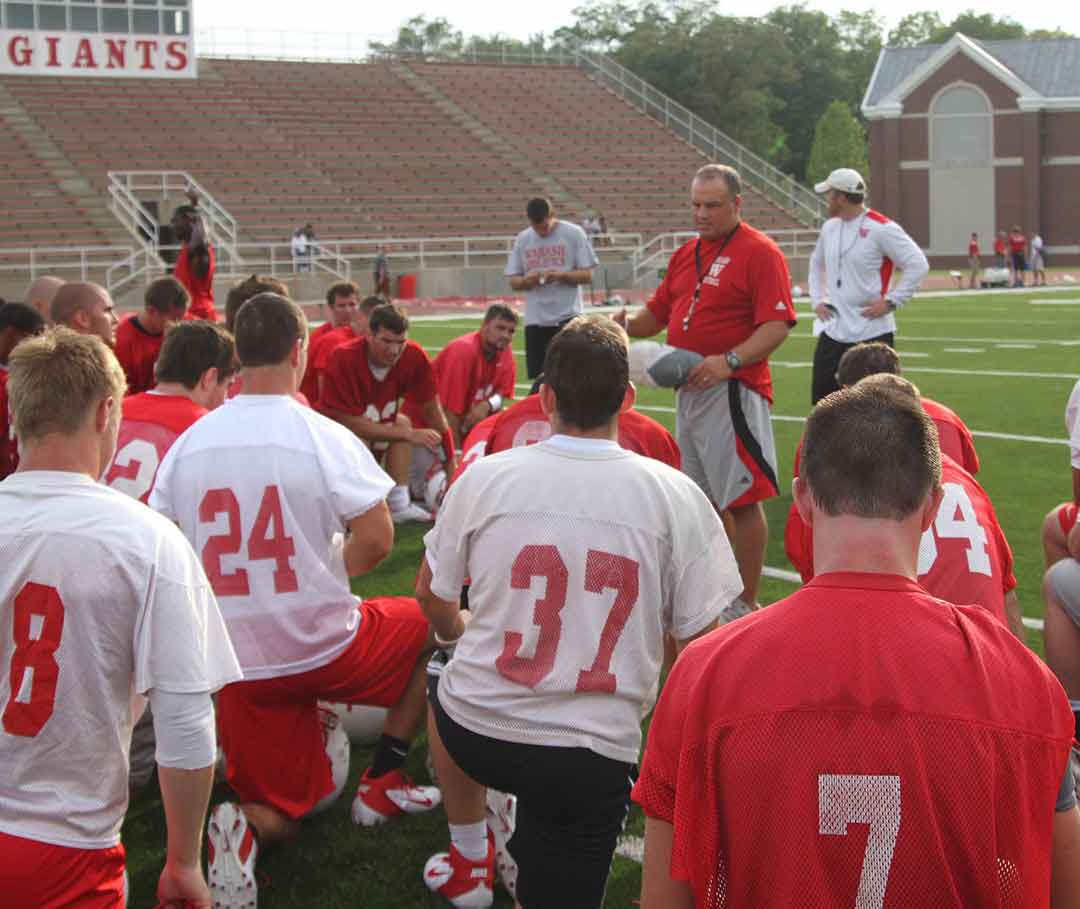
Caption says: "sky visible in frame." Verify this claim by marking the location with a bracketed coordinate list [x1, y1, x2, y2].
[193, 1, 1080, 50]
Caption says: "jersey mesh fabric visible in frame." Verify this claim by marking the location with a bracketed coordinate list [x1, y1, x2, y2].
[149, 395, 393, 680]
[0, 473, 239, 848]
[633, 573, 1072, 908]
[425, 437, 741, 764]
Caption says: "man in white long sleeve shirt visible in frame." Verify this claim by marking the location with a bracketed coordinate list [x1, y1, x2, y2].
[808, 168, 929, 404]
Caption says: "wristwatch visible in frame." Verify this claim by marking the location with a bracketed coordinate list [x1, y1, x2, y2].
[725, 351, 742, 371]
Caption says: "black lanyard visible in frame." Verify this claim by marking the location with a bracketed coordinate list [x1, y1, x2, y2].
[685, 224, 740, 332]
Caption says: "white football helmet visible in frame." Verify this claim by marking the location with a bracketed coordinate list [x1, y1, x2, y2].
[320, 700, 387, 747]
[307, 706, 351, 817]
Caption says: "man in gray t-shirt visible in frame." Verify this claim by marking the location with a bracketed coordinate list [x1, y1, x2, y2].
[505, 197, 599, 377]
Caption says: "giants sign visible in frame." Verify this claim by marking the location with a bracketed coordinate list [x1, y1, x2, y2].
[1, 31, 196, 78]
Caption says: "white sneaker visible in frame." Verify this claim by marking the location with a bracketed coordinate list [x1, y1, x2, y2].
[207, 802, 258, 909]
[485, 789, 518, 898]
[392, 502, 433, 524]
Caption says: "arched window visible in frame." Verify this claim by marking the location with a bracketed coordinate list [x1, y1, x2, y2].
[931, 84, 992, 167]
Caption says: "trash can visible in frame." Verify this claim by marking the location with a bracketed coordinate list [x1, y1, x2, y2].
[398, 274, 417, 299]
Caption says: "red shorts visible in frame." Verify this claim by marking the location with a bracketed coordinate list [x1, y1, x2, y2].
[1058, 503, 1079, 536]
[217, 596, 430, 819]
[0, 830, 125, 908]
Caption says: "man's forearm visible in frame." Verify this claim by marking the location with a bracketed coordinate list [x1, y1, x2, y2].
[416, 558, 465, 641]
[323, 407, 408, 443]
[444, 410, 464, 447]
[624, 306, 661, 338]
[730, 321, 791, 367]
[159, 765, 214, 868]
[557, 268, 593, 286]
[509, 274, 533, 291]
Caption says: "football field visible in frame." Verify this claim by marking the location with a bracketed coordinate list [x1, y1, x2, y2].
[122, 287, 1079, 907]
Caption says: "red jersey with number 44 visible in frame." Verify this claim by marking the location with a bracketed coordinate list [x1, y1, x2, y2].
[647, 224, 795, 403]
[104, 392, 207, 503]
[784, 452, 1015, 626]
[634, 572, 1072, 908]
[149, 395, 393, 680]
[319, 337, 437, 430]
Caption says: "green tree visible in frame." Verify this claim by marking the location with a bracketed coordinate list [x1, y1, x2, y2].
[928, 11, 1026, 43]
[888, 11, 944, 46]
[806, 101, 868, 188]
[370, 15, 463, 58]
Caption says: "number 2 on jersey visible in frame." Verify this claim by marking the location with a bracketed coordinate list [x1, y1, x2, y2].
[199, 485, 298, 596]
[3, 583, 65, 737]
[496, 545, 639, 693]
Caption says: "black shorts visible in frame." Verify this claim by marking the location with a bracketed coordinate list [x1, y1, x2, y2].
[524, 321, 572, 379]
[428, 674, 635, 909]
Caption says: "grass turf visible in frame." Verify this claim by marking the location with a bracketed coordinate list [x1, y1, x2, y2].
[122, 287, 1079, 906]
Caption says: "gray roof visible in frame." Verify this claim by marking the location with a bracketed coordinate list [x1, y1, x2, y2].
[865, 37, 1080, 107]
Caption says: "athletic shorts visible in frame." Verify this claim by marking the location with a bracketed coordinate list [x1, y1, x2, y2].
[429, 676, 634, 909]
[1048, 558, 1080, 627]
[676, 380, 779, 510]
[217, 596, 430, 819]
[0, 831, 125, 909]
[1032, 251, 1045, 271]
[1058, 503, 1079, 536]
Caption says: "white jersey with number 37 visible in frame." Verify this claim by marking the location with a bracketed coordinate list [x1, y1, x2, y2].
[0, 472, 240, 849]
[150, 395, 394, 680]
[425, 435, 741, 764]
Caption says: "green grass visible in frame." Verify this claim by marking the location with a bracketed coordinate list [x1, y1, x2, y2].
[123, 288, 1080, 906]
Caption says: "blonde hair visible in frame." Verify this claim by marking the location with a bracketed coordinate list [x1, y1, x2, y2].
[7, 328, 126, 442]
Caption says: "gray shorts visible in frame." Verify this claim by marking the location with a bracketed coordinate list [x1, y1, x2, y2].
[676, 381, 779, 510]
[1048, 559, 1080, 626]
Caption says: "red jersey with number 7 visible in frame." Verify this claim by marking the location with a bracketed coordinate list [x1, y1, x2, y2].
[103, 392, 207, 504]
[149, 394, 394, 680]
[633, 572, 1072, 907]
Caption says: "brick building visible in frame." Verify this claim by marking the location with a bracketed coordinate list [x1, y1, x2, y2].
[863, 33, 1080, 267]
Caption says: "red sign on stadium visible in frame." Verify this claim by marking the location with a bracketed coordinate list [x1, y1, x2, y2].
[1, 31, 195, 78]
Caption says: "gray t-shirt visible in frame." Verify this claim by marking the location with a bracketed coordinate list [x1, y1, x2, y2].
[505, 220, 599, 326]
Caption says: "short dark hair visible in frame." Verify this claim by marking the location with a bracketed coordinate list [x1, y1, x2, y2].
[360, 295, 384, 315]
[0, 301, 46, 335]
[836, 342, 901, 387]
[543, 316, 628, 431]
[234, 293, 307, 367]
[526, 197, 551, 224]
[326, 281, 361, 308]
[225, 275, 290, 333]
[802, 383, 941, 521]
[368, 303, 408, 336]
[155, 321, 236, 388]
[484, 303, 518, 325]
[145, 276, 190, 315]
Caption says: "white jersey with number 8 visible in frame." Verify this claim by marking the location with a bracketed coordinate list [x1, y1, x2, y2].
[425, 435, 741, 764]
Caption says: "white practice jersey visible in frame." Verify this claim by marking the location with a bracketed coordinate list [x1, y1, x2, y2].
[425, 435, 741, 764]
[0, 472, 240, 849]
[1067, 378, 1080, 469]
[150, 395, 394, 680]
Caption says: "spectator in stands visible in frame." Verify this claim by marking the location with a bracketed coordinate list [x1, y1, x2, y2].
[808, 168, 929, 404]
[1009, 225, 1028, 287]
[50, 281, 118, 347]
[583, 212, 600, 244]
[994, 230, 1008, 269]
[968, 232, 980, 289]
[634, 381, 1080, 908]
[0, 302, 47, 479]
[24, 274, 64, 323]
[506, 196, 599, 379]
[320, 302, 458, 523]
[171, 200, 217, 321]
[616, 164, 795, 611]
[291, 227, 310, 273]
[1032, 230, 1048, 286]
[597, 213, 609, 246]
[224, 274, 290, 334]
[373, 245, 391, 299]
[114, 276, 190, 395]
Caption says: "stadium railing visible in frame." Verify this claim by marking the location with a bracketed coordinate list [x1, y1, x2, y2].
[0, 244, 135, 283]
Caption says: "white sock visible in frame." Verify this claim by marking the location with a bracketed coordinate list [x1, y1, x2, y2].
[1070, 699, 1080, 712]
[449, 821, 489, 862]
[387, 484, 409, 512]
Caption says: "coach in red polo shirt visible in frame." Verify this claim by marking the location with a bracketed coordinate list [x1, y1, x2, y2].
[616, 163, 795, 608]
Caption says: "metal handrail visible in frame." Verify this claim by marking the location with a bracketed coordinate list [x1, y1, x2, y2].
[0, 244, 135, 282]
[631, 229, 820, 285]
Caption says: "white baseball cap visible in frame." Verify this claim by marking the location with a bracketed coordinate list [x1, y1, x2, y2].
[814, 168, 866, 195]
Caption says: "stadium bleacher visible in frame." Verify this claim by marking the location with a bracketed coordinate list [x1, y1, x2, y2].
[0, 58, 804, 252]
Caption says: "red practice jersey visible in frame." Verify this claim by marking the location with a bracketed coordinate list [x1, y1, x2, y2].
[968, 238, 979, 257]
[634, 572, 1072, 907]
[301, 325, 360, 404]
[1009, 232, 1027, 253]
[403, 330, 516, 429]
[450, 411, 501, 485]
[0, 370, 14, 480]
[114, 315, 164, 395]
[784, 452, 1015, 625]
[486, 394, 680, 468]
[103, 392, 207, 503]
[174, 244, 217, 322]
[646, 224, 795, 403]
[319, 337, 437, 430]
[922, 396, 979, 475]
